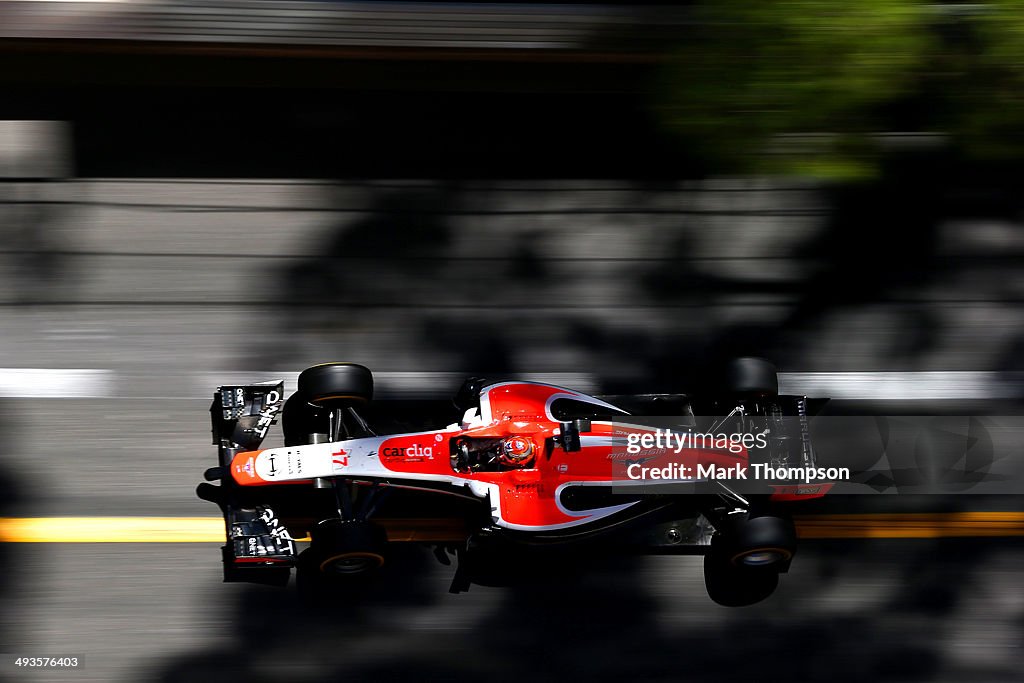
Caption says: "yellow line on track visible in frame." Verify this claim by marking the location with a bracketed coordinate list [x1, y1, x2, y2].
[0, 517, 226, 543]
[0, 513, 1023, 543]
[795, 512, 1024, 539]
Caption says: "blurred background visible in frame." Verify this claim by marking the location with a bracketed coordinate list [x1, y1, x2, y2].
[1, 1, 1024, 681]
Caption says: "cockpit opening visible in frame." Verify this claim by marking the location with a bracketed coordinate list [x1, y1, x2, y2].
[450, 436, 540, 473]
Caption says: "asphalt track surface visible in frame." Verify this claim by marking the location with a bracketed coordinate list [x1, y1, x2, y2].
[3, 536, 1024, 682]
[2, 179, 1024, 682]
[2, 399, 1023, 683]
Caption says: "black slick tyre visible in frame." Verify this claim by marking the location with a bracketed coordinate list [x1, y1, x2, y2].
[297, 363, 373, 405]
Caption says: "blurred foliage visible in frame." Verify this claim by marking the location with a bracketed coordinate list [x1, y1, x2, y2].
[658, 1, 1024, 179]
[956, 0, 1024, 161]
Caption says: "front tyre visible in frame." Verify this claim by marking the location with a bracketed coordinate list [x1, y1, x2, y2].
[285, 363, 374, 445]
[308, 519, 387, 577]
[297, 363, 373, 405]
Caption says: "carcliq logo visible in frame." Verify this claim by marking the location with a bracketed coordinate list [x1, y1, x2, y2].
[382, 444, 434, 460]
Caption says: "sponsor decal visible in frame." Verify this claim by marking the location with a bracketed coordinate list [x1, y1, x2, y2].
[236, 456, 255, 478]
[259, 507, 294, 541]
[382, 443, 435, 461]
[506, 413, 542, 421]
[771, 484, 827, 496]
[253, 390, 282, 439]
[607, 451, 666, 460]
[286, 450, 303, 476]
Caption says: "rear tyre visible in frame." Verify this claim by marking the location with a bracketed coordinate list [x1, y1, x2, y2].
[724, 357, 778, 397]
[297, 363, 374, 405]
[727, 514, 796, 567]
[702, 513, 794, 606]
[703, 553, 779, 607]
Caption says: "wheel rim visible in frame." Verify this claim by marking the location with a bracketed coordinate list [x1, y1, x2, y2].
[734, 548, 792, 567]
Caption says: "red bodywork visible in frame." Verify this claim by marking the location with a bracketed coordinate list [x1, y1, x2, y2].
[230, 381, 829, 532]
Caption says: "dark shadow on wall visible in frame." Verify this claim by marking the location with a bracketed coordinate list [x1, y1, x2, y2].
[624, 152, 1000, 380]
[774, 154, 949, 364]
[274, 185, 457, 328]
[255, 184, 556, 375]
[771, 151, 1024, 376]
[253, 178, 793, 386]
[284, 186, 457, 298]
[0, 179, 78, 304]
[252, 154, 1021, 392]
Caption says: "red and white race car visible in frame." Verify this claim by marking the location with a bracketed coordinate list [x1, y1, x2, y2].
[198, 359, 831, 606]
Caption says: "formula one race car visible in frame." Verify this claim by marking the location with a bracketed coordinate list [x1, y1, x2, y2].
[197, 359, 831, 606]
